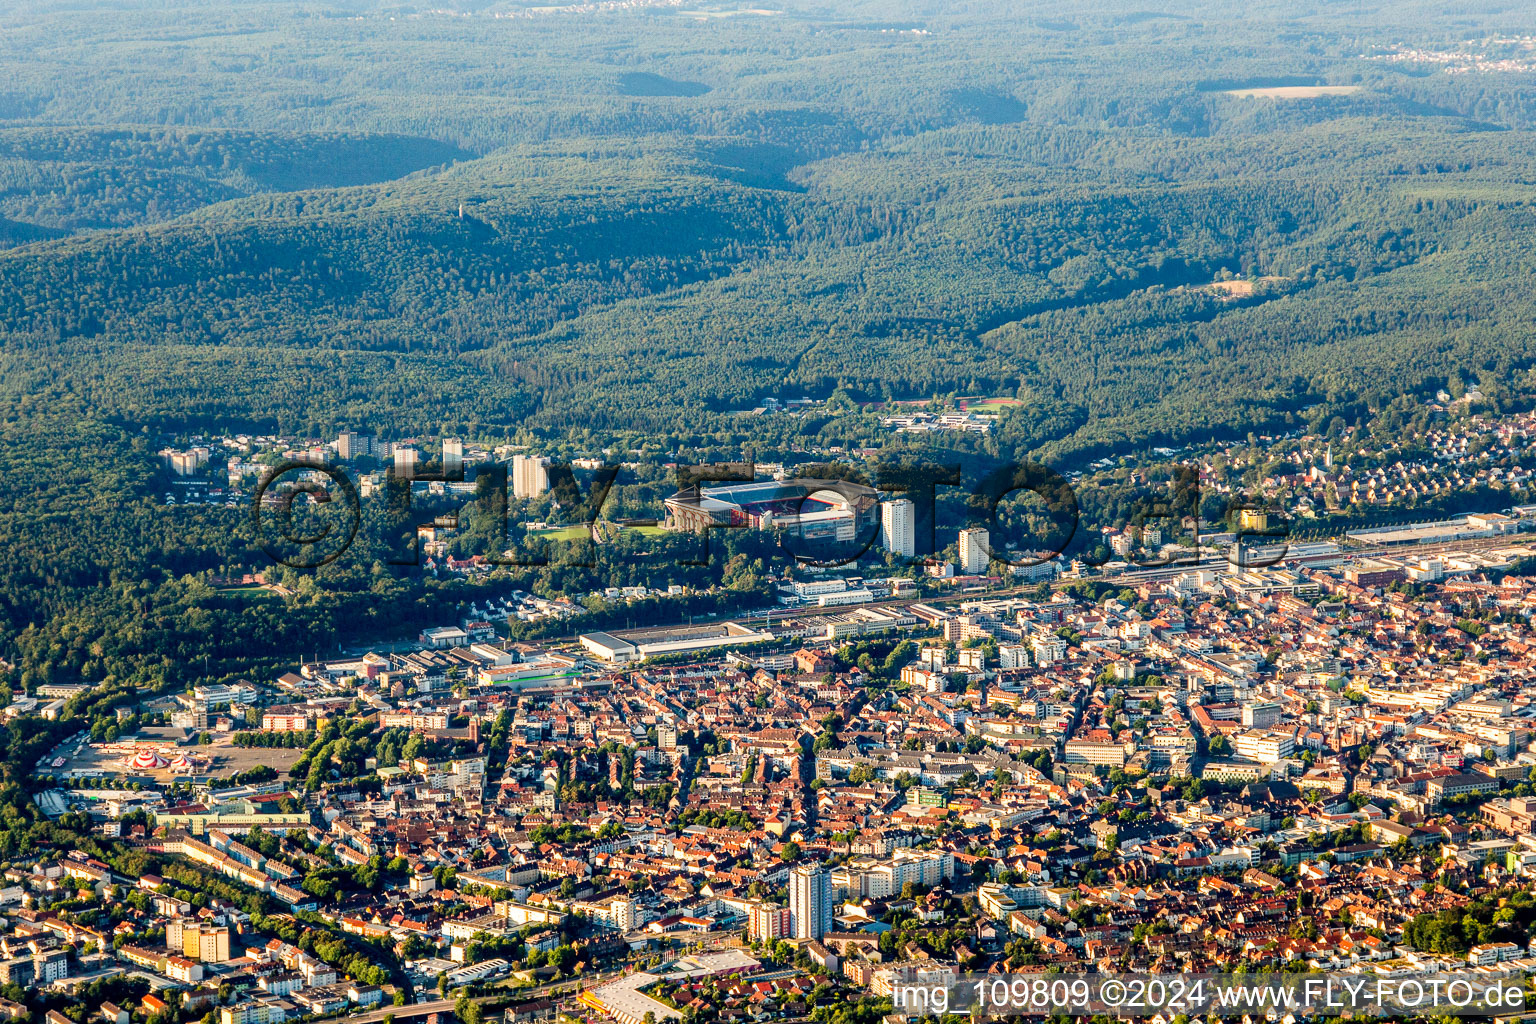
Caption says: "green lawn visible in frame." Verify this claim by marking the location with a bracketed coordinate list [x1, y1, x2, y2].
[527, 525, 590, 541]
[970, 397, 1024, 410]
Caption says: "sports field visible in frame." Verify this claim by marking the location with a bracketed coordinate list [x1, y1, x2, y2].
[959, 396, 1025, 414]
[526, 525, 590, 541]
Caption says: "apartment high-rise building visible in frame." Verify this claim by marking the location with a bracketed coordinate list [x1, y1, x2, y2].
[512, 454, 551, 498]
[959, 527, 990, 574]
[998, 644, 1030, 669]
[0, 956, 34, 987]
[336, 430, 374, 461]
[161, 447, 211, 477]
[393, 446, 419, 479]
[198, 926, 232, 964]
[788, 862, 831, 940]
[33, 949, 68, 983]
[608, 897, 636, 932]
[748, 902, 791, 942]
[442, 437, 463, 478]
[169, 920, 231, 963]
[880, 498, 916, 559]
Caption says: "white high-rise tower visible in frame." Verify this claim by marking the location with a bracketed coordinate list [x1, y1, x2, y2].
[512, 454, 550, 498]
[788, 863, 831, 940]
[880, 498, 916, 558]
[393, 446, 419, 479]
[959, 526, 990, 574]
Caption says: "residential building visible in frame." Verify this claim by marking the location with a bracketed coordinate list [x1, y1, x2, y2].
[881, 499, 916, 559]
[789, 863, 831, 940]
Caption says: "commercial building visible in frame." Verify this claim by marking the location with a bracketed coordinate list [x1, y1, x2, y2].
[1343, 558, 1407, 588]
[1345, 518, 1498, 546]
[579, 622, 776, 663]
[1242, 701, 1282, 729]
[1062, 740, 1128, 767]
[1201, 759, 1270, 783]
[814, 606, 917, 640]
[817, 588, 875, 607]
[1427, 772, 1499, 805]
[1231, 730, 1295, 762]
[578, 975, 679, 1024]
[477, 652, 584, 690]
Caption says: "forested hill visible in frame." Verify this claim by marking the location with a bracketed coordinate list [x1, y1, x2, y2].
[5, 0, 1536, 687]
[0, 127, 470, 230]
[3, 124, 1536, 450]
[2, 0, 1536, 448]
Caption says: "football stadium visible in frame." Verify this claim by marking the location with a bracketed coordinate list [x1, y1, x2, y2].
[663, 478, 877, 542]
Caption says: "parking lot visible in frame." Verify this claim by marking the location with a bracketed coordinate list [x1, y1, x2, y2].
[40, 728, 307, 783]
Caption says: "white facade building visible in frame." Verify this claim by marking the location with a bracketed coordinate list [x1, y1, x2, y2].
[880, 499, 916, 558]
[789, 863, 831, 940]
[393, 446, 419, 478]
[959, 527, 990, 574]
[513, 454, 551, 498]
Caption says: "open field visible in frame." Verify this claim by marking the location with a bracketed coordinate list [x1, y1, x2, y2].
[961, 397, 1025, 413]
[1193, 275, 1287, 298]
[1225, 85, 1361, 98]
[527, 525, 591, 542]
[43, 729, 305, 783]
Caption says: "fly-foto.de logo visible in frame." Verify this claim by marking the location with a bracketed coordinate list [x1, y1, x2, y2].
[250, 457, 1284, 571]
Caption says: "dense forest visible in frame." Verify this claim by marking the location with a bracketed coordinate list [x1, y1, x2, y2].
[5, 0, 1536, 687]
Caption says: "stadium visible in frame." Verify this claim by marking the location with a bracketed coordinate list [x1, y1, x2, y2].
[663, 478, 877, 542]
